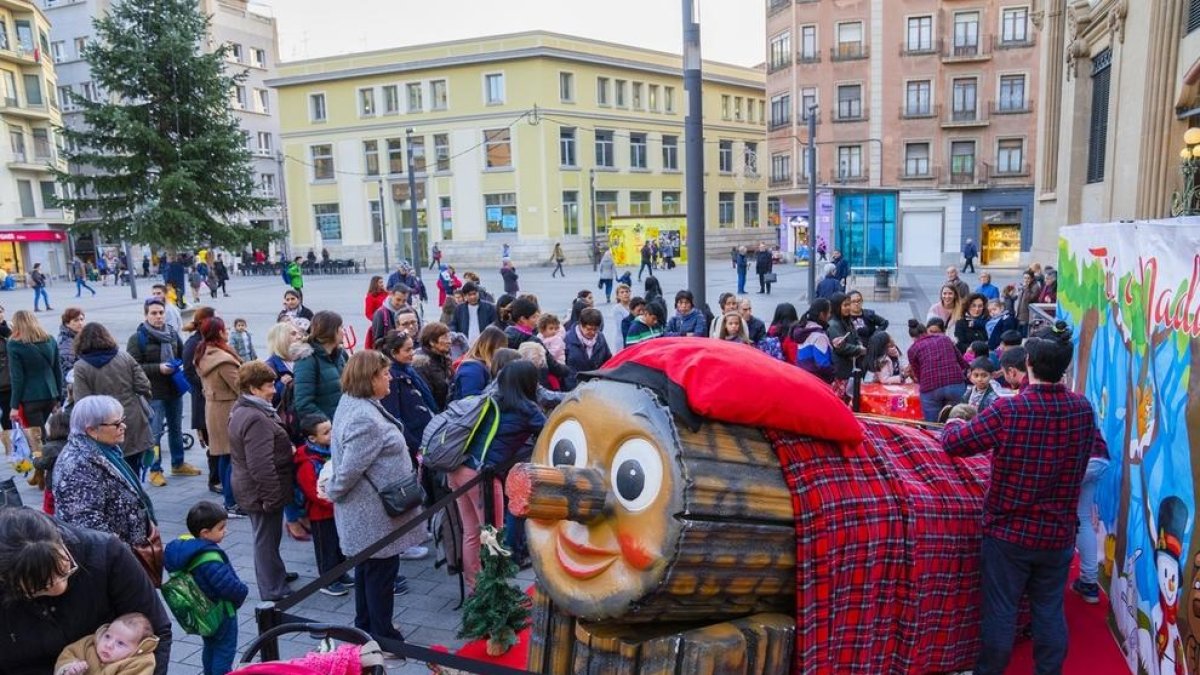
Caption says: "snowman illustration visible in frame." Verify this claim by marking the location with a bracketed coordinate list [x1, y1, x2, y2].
[1154, 496, 1188, 675]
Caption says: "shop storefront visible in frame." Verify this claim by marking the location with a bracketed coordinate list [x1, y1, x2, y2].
[780, 190, 834, 264]
[0, 230, 67, 277]
[961, 188, 1034, 268]
[835, 191, 898, 270]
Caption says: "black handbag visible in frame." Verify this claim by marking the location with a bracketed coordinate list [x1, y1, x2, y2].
[364, 472, 424, 518]
[0, 476, 23, 509]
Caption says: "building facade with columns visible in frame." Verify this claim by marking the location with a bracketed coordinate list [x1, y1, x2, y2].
[766, 0, 1041, 271]
[267, 31, 769, 268]
[1032, 0, 1200, 261]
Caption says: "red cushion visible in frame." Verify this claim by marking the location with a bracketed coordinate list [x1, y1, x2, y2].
[604, 338, 864, 444]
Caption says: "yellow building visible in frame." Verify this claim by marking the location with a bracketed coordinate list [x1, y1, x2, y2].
[268, 31, 769, 266]
[0, 0, 67, 277]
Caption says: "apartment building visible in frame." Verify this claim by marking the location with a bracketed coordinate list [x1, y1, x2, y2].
[766, 0, 1039, 270]
[267, 31, 769, 267]
[0, 0, 68, 277]
[44, 0, 282, 260]
[1031, 0, 1200, 261]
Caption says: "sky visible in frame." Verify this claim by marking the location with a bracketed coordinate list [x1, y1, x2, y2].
[258, 0, 766, 67]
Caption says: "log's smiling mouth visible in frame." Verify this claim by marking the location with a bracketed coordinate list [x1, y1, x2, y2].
[555, 525, 619, 580]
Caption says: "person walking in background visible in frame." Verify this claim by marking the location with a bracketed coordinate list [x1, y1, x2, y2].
[961, 238, 978, 273]
[30, 263, 50, 312]
[500, 258, 520, 295]
[286, 257, 303, 292]
[213, 255, 230, 298]
[429, 242, 442, 271]
[831, 249, 851, 289]
[755, 243, 774, 294]
[637, 241, 653, 281]
[733, 246, 750, 295]
[550, 243, 566, 278]
[598, 249, 615, 303]
[72, 257, 96, 298]
[815, 264, 841, 300]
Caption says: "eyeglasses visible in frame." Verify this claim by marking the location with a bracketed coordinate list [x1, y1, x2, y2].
[97, 418, 127, 428]
[31, 547, 78, 597]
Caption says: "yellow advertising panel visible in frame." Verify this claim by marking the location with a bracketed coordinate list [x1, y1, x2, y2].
[607, 216, 688, 267]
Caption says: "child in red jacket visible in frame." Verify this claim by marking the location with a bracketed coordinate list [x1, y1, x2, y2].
[294, 414, 352, 596]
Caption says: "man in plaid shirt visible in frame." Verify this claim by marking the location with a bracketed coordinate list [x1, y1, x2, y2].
[942, 323, 1106, 675]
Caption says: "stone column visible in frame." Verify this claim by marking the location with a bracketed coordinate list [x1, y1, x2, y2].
[1136, 0, 1184, 218]
[1037, 0, 1067, 197]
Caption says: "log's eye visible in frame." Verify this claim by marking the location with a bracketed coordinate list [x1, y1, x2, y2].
[549, 419, 588, 469]
[610, 438, 662, 513]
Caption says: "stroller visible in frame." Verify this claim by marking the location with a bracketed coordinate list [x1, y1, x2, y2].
[232, 624, 386, 675]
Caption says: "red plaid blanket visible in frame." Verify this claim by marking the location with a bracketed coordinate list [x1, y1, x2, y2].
[769, 420, 991, 674]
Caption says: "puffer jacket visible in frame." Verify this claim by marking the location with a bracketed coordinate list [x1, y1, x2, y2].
[163, 535, 248, 608]
[665, 309, 709, 337]
[412, 349, 453, 409]
[292, 342, 347, 420]
[57, 325, 78, 385]
[790, 321, 835, 383]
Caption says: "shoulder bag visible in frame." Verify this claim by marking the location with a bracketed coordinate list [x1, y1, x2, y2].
[132, 518, 164, 588]
[363, 472, 424, 517]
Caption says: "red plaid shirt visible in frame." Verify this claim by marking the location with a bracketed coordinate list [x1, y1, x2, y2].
[907, 333, 968, 392]
[942, 382, 1106, 550]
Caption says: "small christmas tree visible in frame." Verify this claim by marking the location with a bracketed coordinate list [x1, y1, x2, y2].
[458, 526, 531, 656]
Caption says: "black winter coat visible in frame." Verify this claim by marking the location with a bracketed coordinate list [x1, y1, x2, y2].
[563, 327, 613, 374]
[127, 325, 184, 401]
[954, 315, 990, 353]
[0, 522, 172, 675]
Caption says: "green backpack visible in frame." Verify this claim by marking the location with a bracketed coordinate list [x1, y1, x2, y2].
[161, 550, 234, 636]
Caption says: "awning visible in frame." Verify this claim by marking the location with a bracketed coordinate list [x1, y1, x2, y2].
[0, 230, 66, 243]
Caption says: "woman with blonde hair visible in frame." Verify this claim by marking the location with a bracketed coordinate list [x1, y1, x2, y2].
[8, 310, 63, 464]
[927, 284, 964, 325]
[449, 325, 507, 401]
[263, 322, 302, 406]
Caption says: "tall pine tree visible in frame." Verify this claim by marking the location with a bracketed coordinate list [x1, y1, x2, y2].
[54, 0, 274, 251]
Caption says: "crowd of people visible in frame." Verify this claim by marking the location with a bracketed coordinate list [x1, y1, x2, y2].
[0, 246, 1099, 675]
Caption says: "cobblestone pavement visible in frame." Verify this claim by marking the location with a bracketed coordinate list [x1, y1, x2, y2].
[1, 257, 1027, 672]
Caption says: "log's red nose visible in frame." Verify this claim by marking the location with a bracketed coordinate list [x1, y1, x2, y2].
[506, 463, 610, 523]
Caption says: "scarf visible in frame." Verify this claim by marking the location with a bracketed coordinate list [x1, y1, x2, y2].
[82, 435, 157, 524]
[80, 348, 118, 369]
[140, 322, 176, 360]
[574, 325, 598, 359]
[239, 393, 277, 417]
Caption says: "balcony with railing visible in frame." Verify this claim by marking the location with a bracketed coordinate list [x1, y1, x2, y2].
[769, 175, 794, 188]
[899, 103, 940, 120]
[992, 33, 1036, 50]
[942, 104, 990, 128]
[797, 50, 821, 64]
[768, 117, 792, 132]
[942, 37, 993, 63]
[943, 162, 988, 188]
[831, 43, 869, 62]
[990, 98, 1034, 115]
[833, 106, 869, 123]
[900, 38, 942, 57]
[988, 161, 1031, 179]
[898, 164, 941, 181]
[767, 55, 793, 74]
[830, 167, 869, 184]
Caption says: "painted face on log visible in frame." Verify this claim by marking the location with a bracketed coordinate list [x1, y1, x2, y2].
[517, 381, 681, 616]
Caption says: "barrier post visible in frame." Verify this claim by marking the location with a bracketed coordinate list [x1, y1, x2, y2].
[253, 601, 283, 662]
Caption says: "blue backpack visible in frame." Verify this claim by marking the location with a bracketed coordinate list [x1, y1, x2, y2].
[281, 267, 291, 285]
[757, 335, 784, 361]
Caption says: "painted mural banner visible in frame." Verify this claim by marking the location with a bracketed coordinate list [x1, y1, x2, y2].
[607, 216, 688, 267]
[1059, 219, 1200, 675]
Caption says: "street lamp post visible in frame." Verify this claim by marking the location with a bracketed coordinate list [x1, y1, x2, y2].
[682, 0, 706, 309]
[378, 178, 390, 273]
[589, 168, 598, 272]
[806, 105, 818, 301]
[404, 128, 422, 278]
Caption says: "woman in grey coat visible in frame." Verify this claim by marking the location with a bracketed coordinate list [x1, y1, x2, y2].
[71, 322, 154, 473]
[53, 395, 155, 547]
[327, 350, 423, 644]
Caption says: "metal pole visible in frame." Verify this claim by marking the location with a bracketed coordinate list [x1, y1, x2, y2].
[806, 106, 818, 301]
[405, 128, 422, 279]
[683, 0, 706, 309]
[275, 151, 291, 260]
[378, 179, 390, 273]
[589, 169, 598, 272]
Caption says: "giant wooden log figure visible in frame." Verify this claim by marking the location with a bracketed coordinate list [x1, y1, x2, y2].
[506, 339, 992, 674]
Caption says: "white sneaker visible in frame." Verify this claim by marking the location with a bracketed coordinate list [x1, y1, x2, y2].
[398, 545, 429, 560]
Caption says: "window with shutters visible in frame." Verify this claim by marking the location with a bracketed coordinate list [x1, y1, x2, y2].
[1189, 0, 1200, 34]
[1087, 49, 1111, 184]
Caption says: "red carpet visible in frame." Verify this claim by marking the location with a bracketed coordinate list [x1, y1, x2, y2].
[1006, 560, 1127, 675]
